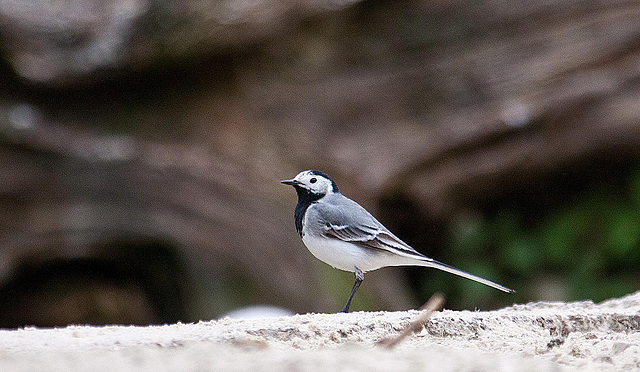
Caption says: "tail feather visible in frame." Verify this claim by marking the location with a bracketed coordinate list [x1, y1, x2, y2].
[420, 258, 515, 293]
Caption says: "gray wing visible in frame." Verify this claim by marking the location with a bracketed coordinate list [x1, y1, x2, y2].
[316, 194, 427, 259]
[315, 194, 515, 293]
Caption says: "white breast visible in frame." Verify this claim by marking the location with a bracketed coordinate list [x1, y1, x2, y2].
[302, 234, 407, 272]
[300, 200, 424, 273]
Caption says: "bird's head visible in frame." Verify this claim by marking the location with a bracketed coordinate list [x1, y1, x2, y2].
[281, 170, 339, 196]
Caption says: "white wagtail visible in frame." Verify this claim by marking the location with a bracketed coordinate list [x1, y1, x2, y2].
[281, 170, 514, 312]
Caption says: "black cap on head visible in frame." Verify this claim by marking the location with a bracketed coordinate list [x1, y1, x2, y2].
[309, 170, 339, 193]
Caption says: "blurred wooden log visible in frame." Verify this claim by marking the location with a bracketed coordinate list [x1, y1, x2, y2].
[0, 0, 360, 85]
[240, 0, 640, 217]
[0, 110, 415, 317]
[1, 0, 640, 320]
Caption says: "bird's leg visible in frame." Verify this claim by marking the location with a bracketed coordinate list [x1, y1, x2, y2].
[340, 267, 364, 313]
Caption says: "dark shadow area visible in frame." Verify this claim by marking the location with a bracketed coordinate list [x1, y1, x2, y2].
[0, 238, 188, 328]
[480, 155, 638, 228]
[376, 155, 640, 310]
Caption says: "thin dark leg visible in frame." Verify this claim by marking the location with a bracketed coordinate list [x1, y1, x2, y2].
[340, 268, 364, 313]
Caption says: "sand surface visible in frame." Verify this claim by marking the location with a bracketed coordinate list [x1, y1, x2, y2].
[2, 292, 640, 371]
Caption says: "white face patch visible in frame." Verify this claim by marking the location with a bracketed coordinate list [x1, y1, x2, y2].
[294, 171, 334, 194]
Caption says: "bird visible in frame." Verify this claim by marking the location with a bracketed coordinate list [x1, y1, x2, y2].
[281, 170, 514, 313]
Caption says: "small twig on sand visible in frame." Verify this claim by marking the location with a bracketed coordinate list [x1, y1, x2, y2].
[377, 293, 445, 349]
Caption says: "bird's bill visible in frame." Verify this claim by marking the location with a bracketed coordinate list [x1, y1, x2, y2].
[280, 179, 300, 186]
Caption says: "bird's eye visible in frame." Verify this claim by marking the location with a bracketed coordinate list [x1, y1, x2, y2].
[310, 178, 317, 183]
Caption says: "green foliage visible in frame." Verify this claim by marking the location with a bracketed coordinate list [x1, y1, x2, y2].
[444, 165, 640, 307]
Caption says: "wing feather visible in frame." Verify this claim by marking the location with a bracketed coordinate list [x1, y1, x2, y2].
[323, 222, 428, 259]
[312, 194, 515, 293]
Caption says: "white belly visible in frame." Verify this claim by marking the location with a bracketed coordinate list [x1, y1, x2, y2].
[301, 234, 389, 273]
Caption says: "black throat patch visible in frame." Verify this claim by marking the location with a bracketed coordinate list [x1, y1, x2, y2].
[293, 187, 325, 237]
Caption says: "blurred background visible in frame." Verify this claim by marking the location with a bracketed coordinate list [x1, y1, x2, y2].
[0, 0, 639, 327]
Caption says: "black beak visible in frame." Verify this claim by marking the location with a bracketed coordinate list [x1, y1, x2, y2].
[280, 179, 299, 186]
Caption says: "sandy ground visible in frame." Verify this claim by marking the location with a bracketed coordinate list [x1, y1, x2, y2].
[2, 292, 640, 371]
